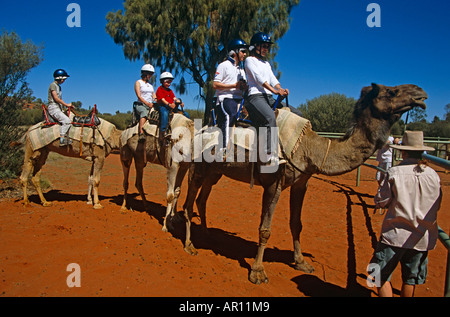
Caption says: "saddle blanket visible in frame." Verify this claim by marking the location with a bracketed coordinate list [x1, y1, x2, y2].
[27, 118, 116, 151]
[120, 113, 192, 145]
[194, 108, 311, 161]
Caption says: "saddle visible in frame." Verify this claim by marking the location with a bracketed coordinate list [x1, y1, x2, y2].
[43, 104, 100, 127]
[129, 101, 160, 129]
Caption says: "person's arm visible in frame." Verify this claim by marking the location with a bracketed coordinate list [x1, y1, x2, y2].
[374, 174, 393, 208]
[213, 81, 240, 90]
[262, 82, 289, 97]
[51, 90, 72, 108]
[213, 63, 241, 91]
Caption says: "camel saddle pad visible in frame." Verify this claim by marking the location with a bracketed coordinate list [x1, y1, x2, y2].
[120, 113, 192, 145]
[194, 108, 311, 160]
[27, 118, 116, 151]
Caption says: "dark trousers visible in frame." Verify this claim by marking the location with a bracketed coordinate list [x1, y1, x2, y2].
[217, 98, 241, 148]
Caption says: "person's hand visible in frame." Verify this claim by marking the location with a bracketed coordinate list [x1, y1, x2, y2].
[277, 88, 289, 97]
[237, 80, 248, 91]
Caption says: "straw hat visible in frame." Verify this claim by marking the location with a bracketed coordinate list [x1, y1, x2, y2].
[390, 130, 435, 152]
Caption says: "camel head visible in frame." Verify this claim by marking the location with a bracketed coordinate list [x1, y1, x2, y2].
[355, 83, 427, 122]
[108, 127, 122, 153]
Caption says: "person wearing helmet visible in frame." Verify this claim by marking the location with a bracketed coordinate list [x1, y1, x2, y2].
[213, 38, 248, 157]
[244, 32, 302, 165]
[48, 69, 73, 146]
[134, 64, 156, 142]
[156, 72, 189, 139]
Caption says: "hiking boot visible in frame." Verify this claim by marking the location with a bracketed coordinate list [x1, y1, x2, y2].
[59, 137, 72, 147]
[264, 154, 286, 166]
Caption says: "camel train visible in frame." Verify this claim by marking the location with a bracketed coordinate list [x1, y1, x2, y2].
[18, 83, 428, 285]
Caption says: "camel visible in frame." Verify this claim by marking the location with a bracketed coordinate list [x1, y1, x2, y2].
[181, 83, 428, 284]
[119, 113, 193, 232]
[19, 121, 122, 209]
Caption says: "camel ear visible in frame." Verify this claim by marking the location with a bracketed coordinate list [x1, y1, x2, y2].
[371, 83, 381, 96]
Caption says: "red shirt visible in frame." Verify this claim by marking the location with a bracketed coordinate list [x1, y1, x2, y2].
[156, 86, 175, 104]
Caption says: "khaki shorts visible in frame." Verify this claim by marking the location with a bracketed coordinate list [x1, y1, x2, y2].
[134, 102, 150, 119]
[369, 242, 428, 285]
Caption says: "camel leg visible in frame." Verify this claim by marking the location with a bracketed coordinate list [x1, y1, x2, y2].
[290, 177, 315, 273]
[249, 179, 282, 285]
[27, 149, 51, 207]
[162, 161, 189, 232]
[181, 163, 207, 255]
[120, 146, 133, 212]
[19, 148, 35, 207]
[87, 166, 94, 205]
[171, 162, 190, 215]
[195, 172, 222, 232]
[91, 157, 104, 209]
[134, 156, 149, 210]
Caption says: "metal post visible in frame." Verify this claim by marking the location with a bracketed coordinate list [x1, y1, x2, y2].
[438, 226, 450, 297]
[356, 166, 360, 187]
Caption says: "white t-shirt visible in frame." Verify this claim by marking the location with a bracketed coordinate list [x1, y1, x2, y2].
[376, 136, 394, 163]
[244, 56, 280, 96]
[214, 59, 246, 102]
[137, 79, 155, 103]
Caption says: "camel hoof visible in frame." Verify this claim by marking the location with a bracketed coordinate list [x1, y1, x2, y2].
[120, 206, 128, 214]
[249, 268, 269, 285]
[184, 243, 198, 256]
[93, 203, 104, 209]
[42, 201, 52, 207]
[87, 200, 93, 205]
[294, 260, 315, 273]
[162, 225, 169, 233]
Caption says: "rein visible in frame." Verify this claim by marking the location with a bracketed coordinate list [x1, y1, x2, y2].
[319, 139, 331, 173]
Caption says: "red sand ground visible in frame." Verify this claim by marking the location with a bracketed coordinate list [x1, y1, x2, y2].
[0, 153, 448, 297]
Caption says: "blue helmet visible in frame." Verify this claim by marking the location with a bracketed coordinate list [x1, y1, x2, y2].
[250, 32, 274, 46]
[228, 38, 249, 51]
[53, 69, 70, 80]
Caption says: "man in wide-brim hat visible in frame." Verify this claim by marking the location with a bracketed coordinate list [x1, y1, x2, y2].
[368, 130, 442, 297]
[390, 130, 435, 152]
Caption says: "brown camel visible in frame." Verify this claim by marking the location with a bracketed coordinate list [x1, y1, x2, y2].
[19, 121, 122, 209]
[120, 113, 193, 232]
[182, 83, 428, 284]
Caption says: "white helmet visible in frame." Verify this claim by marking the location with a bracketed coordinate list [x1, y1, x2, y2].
[160, 72, 174, 81]
[141, 64, 155, 73]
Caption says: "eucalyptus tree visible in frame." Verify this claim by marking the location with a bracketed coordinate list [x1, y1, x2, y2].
[0, 31, 42, 178]
[106, 0, 300, 121]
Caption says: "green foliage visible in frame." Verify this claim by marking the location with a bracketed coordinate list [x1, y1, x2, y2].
[299, 93, 356, 133]
[406, 118, 450, 138]
[0, 31, 43, 179]
[98, 111, 132, 130]
[106, 0, 300, 120]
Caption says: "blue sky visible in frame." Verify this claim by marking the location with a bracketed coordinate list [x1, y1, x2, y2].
[1, 0, 449, 120]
